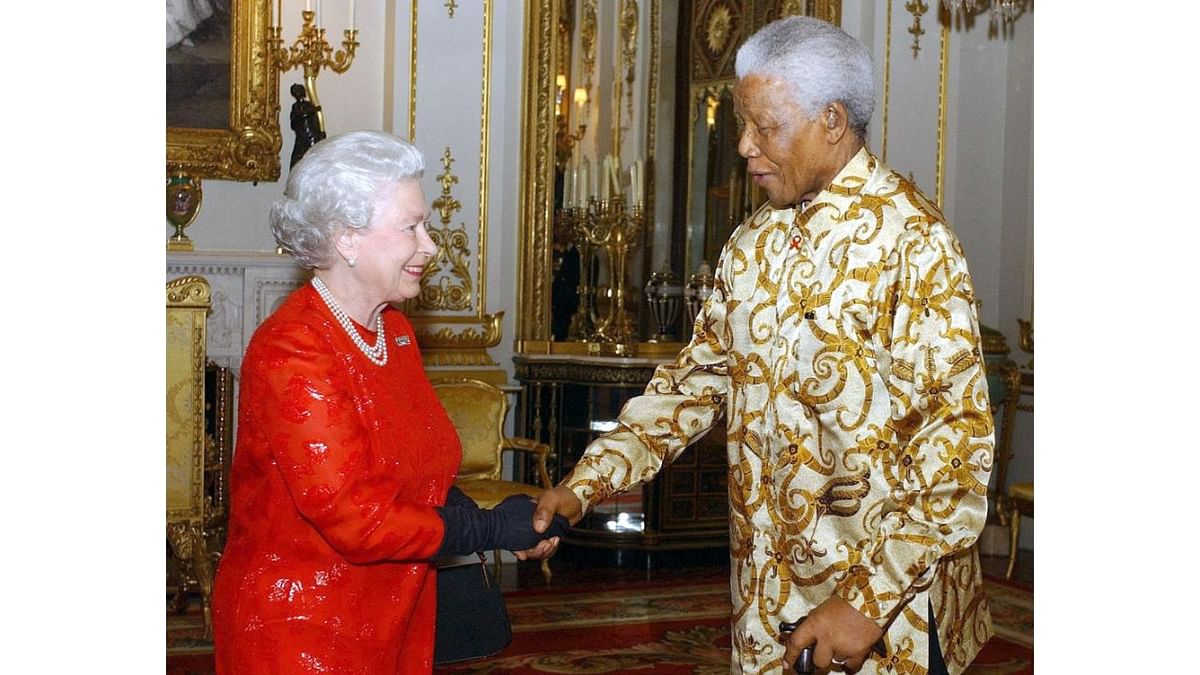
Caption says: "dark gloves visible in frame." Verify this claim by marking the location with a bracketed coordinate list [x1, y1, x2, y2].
[436, 494, 572, 558]
[443, 485, 478, 510]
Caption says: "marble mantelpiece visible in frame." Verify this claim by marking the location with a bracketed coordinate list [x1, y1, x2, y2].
[167, 250, 308, 373]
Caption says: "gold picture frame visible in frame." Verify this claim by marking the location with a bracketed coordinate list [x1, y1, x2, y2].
[167, 0, 281, 182]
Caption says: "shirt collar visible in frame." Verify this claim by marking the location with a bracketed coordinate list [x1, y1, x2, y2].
[791, 146, 878, 240]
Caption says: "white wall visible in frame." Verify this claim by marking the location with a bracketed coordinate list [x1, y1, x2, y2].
[846, 0, 1034, 549]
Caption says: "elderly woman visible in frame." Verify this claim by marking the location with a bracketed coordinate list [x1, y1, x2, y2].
[212, 131, 568, 674]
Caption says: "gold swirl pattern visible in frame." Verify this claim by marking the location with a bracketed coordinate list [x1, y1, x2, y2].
[564, 149, 993, 673]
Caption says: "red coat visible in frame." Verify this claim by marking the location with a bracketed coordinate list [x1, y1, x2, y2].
[213, 285, 460, 674]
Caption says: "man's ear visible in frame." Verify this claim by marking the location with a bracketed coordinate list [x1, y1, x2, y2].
[823, 102, 850, 144]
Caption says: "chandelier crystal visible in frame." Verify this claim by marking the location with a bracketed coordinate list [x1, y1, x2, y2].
[941, 0, 1024, 25]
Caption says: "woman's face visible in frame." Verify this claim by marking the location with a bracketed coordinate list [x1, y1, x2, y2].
[352, 179, 435, 303]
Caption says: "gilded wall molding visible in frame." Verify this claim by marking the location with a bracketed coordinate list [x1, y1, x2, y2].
[882, 0, 894, 162]
[420, 147, 473, 312]
[409, 0, 419, 140]
[812, 0, 841, 26]
[581, 0, 598, 93]
[406, 1, 503, 373]
[644, 0, 660, 240]
[618, 0, 640, 127]
[905, 0, 929, 57]
[415, 313, 504, 366]
[518, 0, 557, 343]
[477, 0, 493, 314]
[936, 15, 949, 207]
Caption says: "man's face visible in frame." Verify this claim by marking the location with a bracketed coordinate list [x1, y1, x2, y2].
[733, 74, 835, 208]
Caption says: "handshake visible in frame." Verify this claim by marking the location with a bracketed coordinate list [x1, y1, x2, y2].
[436, 490, 572, 558]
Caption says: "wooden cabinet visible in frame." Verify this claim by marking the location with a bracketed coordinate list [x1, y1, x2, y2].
[513, 354, 728, 551]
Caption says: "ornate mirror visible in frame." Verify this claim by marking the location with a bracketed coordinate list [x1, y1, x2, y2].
[517, 0, 841, 356]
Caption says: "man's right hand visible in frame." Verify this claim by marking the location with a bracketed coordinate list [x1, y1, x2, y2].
[532, 486, 585, 534]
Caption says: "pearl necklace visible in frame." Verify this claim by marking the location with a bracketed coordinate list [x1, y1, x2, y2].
[311, 277, 388, 366]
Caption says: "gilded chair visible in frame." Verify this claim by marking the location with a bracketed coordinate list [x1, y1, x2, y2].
[1005, 369, 1034, 580]
[431, 378, 555, 582]
[989, 360, 1024, 512]
[166, 276, 216, 635]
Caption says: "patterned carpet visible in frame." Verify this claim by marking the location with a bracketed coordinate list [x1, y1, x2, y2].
[434, 577, 1032, 674]
[168, 577, 1032, 674]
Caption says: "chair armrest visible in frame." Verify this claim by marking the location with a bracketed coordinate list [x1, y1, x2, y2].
[502, 436, 553, 489]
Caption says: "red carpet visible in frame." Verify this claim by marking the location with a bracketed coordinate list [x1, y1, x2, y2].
[169, 577, 1031, 674]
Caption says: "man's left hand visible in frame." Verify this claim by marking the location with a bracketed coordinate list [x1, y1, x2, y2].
[781, 595, 883, 672]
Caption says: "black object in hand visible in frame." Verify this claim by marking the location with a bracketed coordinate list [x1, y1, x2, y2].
[779, 617, 887, 674]
[778, 620, 814, 674]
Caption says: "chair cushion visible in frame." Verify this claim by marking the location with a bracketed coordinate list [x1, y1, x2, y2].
[457, 479, 544, 510]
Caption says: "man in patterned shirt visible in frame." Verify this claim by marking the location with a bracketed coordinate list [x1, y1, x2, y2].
[534, 15, 993, 675]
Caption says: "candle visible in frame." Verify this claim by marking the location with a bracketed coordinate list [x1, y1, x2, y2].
[306, 0, 312, 12]
[630, 163, 639, 205]
[568, 166, 578, 208]
[351, 0, 356, 30]
[636, 159, 644, 204]
[317, 0, 322, 27]
[275, 0, 282, 28]
[609, 155, 621, 197]
[580, 158, 591, 203]
[601, 157, 610, 201]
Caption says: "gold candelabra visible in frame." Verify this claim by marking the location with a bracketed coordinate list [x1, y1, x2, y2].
[561, 195, 644, 355]
[270, 7, 359, 133]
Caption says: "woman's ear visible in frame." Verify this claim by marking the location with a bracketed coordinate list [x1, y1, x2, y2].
[333, 227, 359, 267]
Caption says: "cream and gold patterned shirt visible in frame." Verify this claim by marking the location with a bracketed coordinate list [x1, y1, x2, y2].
[564, 148, 994, 674]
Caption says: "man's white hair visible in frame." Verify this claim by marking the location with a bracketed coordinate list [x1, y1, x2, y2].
[735, 16, 876, 136]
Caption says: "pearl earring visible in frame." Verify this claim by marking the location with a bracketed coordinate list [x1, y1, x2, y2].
[348, 256, 357, 268]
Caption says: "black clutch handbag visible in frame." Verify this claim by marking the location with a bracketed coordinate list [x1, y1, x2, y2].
[433, 554, 513, 665]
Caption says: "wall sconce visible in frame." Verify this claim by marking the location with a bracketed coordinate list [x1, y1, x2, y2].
[555, 78, 588, 169]
[270, 0, 360, 135]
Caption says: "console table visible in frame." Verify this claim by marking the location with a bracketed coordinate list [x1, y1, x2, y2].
[513, 353, 729, 551]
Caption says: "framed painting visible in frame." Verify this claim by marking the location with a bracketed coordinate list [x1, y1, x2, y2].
[167, 0, 281, 182]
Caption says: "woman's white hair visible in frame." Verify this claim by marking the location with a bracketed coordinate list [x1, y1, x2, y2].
[270, 130, 425, 269]
[734, 16, 875, 137]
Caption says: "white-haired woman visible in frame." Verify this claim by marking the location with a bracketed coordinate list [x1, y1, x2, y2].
[213, 131, 567, 674]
